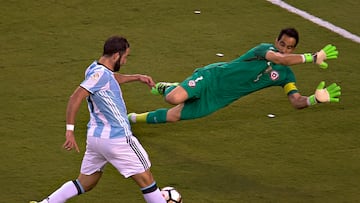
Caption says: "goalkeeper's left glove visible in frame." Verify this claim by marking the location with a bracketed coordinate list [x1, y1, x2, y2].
[303, 44, 339, 69]
[308, 81, 341, 105]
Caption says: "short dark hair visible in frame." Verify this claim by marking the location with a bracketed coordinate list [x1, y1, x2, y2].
[277, 28, 299, 47]
[103, 36, 130, 56]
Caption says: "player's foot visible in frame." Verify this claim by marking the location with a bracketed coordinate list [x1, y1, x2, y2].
[151, 82, 179, 95]
[128, 113, 137, 124]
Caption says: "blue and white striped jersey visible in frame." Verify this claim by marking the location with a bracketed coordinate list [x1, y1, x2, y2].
[80, 61, 132, 139]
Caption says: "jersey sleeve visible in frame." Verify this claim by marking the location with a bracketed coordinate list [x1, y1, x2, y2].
[80, 69, 109, 94]
[282, 68, 298, 95]
[253, 43, 277, 58]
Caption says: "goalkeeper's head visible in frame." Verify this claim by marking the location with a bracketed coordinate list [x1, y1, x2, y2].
[275, 28, 299, 54]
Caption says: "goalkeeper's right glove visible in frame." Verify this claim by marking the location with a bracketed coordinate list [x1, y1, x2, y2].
[308, 81, 341, 105]
[303, 44, 338, 69]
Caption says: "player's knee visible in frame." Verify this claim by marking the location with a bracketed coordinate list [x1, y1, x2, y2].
[164, 86, 188, 105]
[166, 112, 181, 122]
[165, 95, 180, 105]
[165, 93, 187, 105]
[167, 117, 180, 122]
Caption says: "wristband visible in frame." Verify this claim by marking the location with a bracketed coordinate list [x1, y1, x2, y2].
[66, 124, 75, 131]
[303, 53, 313, 63]
[307, 95, 318, 106]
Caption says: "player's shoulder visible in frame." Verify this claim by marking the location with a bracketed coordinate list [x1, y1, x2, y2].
[85, 61, 110, 79]
[256, 43, 276, 50]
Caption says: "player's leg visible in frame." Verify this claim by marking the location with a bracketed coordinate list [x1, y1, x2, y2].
[128, 104, 183, 124]
[77, 172, 102, 192]
[164, 86, 189, 105]
[30, 173, 100, 203]
[29, 179, 85, 203]
[30, 137, 105, 203]
[129, 76, 199, 124]
[131, 170, 166, 203]
[108, 136, 165, 203]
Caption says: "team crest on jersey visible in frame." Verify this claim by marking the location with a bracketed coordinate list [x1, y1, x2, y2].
[188, 76, 203, 87]
[270, 70, 279, 81]
[188, 80, 196, 87]
[91, 73, 100, 80]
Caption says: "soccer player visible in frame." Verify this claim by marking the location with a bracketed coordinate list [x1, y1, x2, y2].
[30, 36, 166, 203]
[128, 28, 341, 124]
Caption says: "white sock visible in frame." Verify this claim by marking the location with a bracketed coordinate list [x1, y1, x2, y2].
[128, 113, 137, 123]
[141, 182, 166, 203]
[44, 180, 83, 203]
[143, 188, 166, 203]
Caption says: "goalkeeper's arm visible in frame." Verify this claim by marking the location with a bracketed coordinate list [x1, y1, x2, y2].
[265, 44, 338, 68]
[287, 81, 341, 109]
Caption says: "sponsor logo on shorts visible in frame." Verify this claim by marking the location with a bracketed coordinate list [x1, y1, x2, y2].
[270, 70, 279, 81]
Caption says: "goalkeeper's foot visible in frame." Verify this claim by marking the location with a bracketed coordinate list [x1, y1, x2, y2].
[150, 82, 179, 95]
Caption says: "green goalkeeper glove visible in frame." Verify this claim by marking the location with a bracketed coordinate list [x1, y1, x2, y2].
[303, 44, 338, 69]
[308, 81, 341, 105]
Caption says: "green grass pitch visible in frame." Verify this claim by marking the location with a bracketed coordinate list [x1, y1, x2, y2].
[1, 0, 359, 202]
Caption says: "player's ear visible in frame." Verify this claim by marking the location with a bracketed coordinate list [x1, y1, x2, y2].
[113, 52, 120, 60]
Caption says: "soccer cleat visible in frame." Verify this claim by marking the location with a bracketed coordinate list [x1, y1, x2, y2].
[150, 82, 179, 95]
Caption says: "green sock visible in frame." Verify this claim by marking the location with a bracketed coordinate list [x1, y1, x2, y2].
[146, 108, 168, 124]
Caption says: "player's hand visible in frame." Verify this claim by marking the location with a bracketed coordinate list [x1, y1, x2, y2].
[309, 81, 341, 105]
[138, 74, 156, 88]
[315, 44, 338, 69]
[303, 44, 338, 69]
[63, 131, 80, 152]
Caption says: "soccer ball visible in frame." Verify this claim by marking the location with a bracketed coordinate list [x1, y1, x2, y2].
[161, 186, 183, 203]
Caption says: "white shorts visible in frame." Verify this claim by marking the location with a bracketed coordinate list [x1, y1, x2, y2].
[80, 135, 151, 178]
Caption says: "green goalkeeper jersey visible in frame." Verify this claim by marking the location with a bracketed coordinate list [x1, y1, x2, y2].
[180, 43, 298, 120]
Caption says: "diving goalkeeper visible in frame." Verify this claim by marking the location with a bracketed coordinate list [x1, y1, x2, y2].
[128, 28, 341, 124]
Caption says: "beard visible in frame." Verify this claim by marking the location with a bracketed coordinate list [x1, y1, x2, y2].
[114, 58, 121, 72]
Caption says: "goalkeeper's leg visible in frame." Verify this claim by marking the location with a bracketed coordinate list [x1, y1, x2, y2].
[128, 105, 183, 124]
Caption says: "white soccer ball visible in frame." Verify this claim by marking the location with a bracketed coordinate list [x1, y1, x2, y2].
[161, 186, 183, 203]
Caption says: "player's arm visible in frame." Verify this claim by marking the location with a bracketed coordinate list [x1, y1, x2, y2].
[283, 82, 309, 109]
[63, 86, 89, 153]
[266, 44, 338, 69]
[287, 81, 341, 109]
[114, 73, 155, 88]
[266, 51, 304, 66]
[288, 92, 309, 109]
[66, 86, 89, 125]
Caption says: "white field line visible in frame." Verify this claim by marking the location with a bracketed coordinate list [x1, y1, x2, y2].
[267, 0, 360, 44]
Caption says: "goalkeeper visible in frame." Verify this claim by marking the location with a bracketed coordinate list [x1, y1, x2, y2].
[128, 28, 341, 124]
